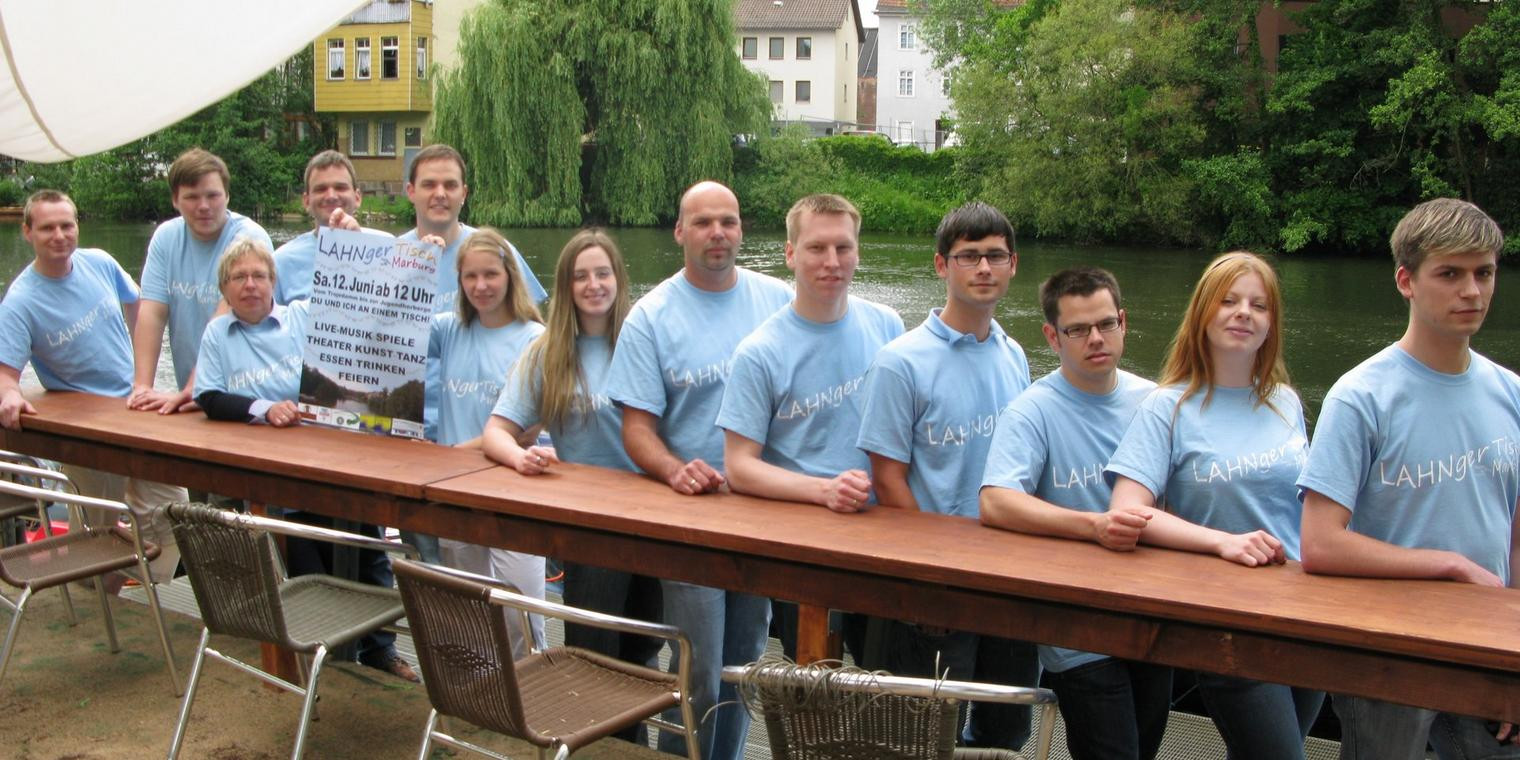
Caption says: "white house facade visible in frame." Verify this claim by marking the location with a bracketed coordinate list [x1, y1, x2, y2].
[735, 0, 864, 130]
[872, 0, 957, 150]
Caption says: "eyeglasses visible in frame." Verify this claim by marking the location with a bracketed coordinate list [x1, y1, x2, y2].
[945, 250, 1013, 268]
[228, 271, 270, 284]
[1057, 317, 1121, 339]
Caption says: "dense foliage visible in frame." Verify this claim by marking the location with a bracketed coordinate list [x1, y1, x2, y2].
[13, 49, 325, 221]
[919, 0, 1520, 255]
[433, 0, 771, 227]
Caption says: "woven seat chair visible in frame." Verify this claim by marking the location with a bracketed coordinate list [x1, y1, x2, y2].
[723, 659, 1058, 760]
[165, 503, 417, 760]
[393, 558, 701, 760]
[0, 460, 181, 695]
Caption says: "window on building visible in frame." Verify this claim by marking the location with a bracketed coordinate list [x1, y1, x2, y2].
[796, 80, 811, 103]
[381, 36, 399, 79]
[897, 120, 914, 145]
[416, 37, 428, 79]
[899, 23, 917, 50]
[350, 120, 370, 155]
[354, 38, 371, 79]
[378, 121, 397, 156]
[769, 80, 783, 104]
[769, 37, 784, 59]
[941, 74, 951, 97]
[796, 37, 812, 60]
[404, 127, 423, 147]
[326, 39, 344, 80]
[899, 69, 915, 97]
[742, 37, 758, 59]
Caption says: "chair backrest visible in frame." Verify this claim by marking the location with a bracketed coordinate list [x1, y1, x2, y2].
[735, 661, 965, 760]
[166, 502, 292, 645]
[393, 558, 536, 742]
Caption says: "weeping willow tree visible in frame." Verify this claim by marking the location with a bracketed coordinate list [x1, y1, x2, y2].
[433, 0, 770, 226]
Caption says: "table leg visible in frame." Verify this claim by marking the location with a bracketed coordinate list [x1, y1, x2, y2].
[796, 604, 840, 664]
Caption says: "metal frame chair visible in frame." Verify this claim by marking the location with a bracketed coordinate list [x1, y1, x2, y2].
[0, 460, 182, 695]
[0, 452, 77, 616]
[164, 503, 418, 760]
[723, 659, 1058, 760]
[393, 558, 701, 760]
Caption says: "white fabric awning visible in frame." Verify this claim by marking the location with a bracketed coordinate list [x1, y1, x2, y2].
[0, 0, 367, 162]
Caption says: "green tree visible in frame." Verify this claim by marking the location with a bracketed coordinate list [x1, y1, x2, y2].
[432, 0, 770, 227]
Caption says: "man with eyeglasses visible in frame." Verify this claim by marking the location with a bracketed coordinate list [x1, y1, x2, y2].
[979, 266, 1171, 760]
[856, 200, 1040, 753]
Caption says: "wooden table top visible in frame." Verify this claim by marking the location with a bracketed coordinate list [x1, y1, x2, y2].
[428, 462, 1520, 675]
[5, 391, 495, 500]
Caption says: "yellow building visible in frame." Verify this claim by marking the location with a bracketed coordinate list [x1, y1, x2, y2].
[313, 0, 434, 192]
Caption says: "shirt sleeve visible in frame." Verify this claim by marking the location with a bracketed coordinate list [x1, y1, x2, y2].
[193, 321, 228, 396]
[0, 303, 30, 373]
[492, 354, 544, 429]
[95, 252, 140, 304]
[605, 309, 667, 417]
[428, 314, 448, 363]
[855, 355, 916, 464]
[139, 225, 172, 304]
[715, 346, 774, 445]
[1104, 396, 1173, 499]
[981, 403, 1045, 492]
[1296, 395, 1375, 512]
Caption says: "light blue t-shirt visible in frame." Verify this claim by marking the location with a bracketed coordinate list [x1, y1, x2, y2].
[605, 268, 792, 470]
[492, 334, 636, 471]
[193, 300, 309, 404]
[402, 224, 547, 440]
[856, 308, 1031, 518]
[716, 298, 904, 482]
[0, 249, 139, 396]
[272, 226, 393, 305]
[1105, 384, 1309, 559]
[981, 368, 1155, 672]
[429, 312, 545, 447]
[139, 212, 272, 388]
[1297, 345, 1520, 584]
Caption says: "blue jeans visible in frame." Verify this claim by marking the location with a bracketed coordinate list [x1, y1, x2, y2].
[656, 580, 771, 760]
[398, 529, 442, 564]
[1044, 657, 1173, 760]
[1195, 673, 1324, 760]
[1335, 695, 1520, 760]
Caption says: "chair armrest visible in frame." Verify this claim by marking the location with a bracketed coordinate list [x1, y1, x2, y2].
[0, 479, 128, 517]
[0, 460, 75, 490]
[209, 509, 421, 559]
[721, 664, 1058, 706]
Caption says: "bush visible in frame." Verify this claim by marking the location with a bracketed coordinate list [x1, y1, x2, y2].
[0, 177, 24, 206]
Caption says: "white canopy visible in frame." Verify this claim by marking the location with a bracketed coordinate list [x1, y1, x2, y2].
[0, 0, 366, 162]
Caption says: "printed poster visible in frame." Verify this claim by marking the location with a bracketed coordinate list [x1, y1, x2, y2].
[299, 227, 439, 439]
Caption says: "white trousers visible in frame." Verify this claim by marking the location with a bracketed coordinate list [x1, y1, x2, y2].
[437, 538, 546, 658]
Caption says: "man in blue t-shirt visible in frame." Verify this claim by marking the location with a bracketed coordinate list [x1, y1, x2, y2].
[979, 267, 1168, 760]
[128, 148, 273, 415]
[716, 193, 904, 661]
[855, 201, 1039, 752]
[0, 190, 187, 582]
[1299, 199, 1520, 760]
[605, 180, 791, 760]
[272, 150, 378, 306]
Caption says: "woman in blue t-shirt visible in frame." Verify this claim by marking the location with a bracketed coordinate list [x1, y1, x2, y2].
[428, 227, 547, 656]
[481, 230, 665, 723]
[1105, 251, 1323, 760]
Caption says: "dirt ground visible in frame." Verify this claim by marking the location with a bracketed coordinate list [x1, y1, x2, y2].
[0, 585, 664, 759]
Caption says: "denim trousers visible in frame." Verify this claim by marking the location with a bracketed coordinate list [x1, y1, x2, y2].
[656, 580, 771, 760]
[1195, 672, 1324, 760]
[1335, 694, 1520, 760]
[561, 562, 665, 745]
[1043, 657, 1174, 760]
[867, 619, 1041, 750]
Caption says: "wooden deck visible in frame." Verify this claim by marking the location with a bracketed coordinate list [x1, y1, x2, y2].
[6, 390, 1520, 723]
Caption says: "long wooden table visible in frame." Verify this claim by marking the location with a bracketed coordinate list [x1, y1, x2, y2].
[6, 391, 1520, 723]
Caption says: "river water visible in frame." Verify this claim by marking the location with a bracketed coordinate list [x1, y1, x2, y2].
[3, 218, 1518, 421]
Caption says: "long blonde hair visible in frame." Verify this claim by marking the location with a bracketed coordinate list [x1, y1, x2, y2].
[522, 229, 631, 429]
[1159, 251, 1290, 412]
[455, 228, 543, 326]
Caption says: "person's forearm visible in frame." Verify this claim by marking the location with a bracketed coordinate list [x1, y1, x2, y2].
[482, 418, 527, 468]
[981, 487, 1098, 541]
[872, 473, 917, 510]
[1130, 507, 1229, 554]
[195, 390, 256, 422]
[131, 303, 167, 388]
[726, 451, 829, 505]
[623, 417, 683, 482]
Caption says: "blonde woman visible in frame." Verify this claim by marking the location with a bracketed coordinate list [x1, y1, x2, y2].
[1105, 251, 1322, 760]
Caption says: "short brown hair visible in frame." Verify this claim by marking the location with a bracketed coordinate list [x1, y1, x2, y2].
[304, 149, 358, 189]
[408, 144, 465, 185]
[22, 189, 76, 228]
[216, 237, 275, 289]
[785, 194, 861, 244]
[167, 148, 230, 195]
[1390, 198, 1504, 274]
